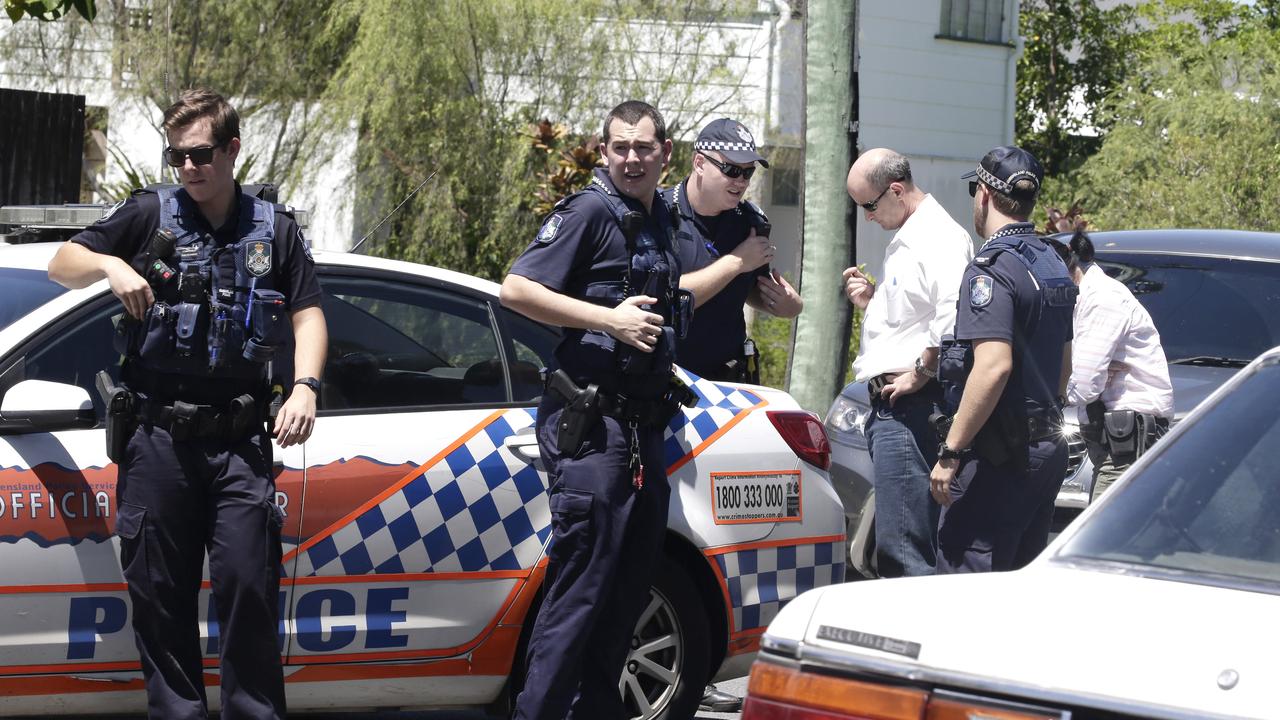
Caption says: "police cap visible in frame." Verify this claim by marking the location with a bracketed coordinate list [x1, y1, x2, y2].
[962, 145, 1043, 198]
[694, 118, 769, 168]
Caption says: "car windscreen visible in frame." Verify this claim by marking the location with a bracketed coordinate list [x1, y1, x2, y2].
[0, 267, 68, 332]
[1057, 359, 1280, 590]
[1096, 252, 1280, 365]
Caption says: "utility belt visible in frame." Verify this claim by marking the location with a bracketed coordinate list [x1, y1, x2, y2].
[930, 406, 1062, 467]
[1083, 400, 1169, 464]
[544, 368, 696, 456]
[96, 369, 268, 463]
[701, 339, 761, 385]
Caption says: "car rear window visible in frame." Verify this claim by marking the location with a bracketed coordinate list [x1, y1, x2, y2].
[0, 267, 67, 333]
[1097, 252, 1280, 364]
[1058, 359, 1280, 590]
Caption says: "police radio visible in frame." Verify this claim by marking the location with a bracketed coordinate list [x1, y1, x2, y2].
[144, 228, 178, 286]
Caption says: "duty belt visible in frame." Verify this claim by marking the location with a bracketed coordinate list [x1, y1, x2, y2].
[137, 394, 259, 441]
[545, 373, 673, 428]
[1025, 413, 1062, 443]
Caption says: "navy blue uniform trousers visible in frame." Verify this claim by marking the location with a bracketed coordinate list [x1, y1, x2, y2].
[115, 422, 286, 720]
[936, 437, 1067, 573]
[514, 395, 671, 720]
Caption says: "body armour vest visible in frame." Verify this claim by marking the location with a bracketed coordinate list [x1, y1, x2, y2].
[118, 187, 289, 381]
[939, 224, 1078, 416]
[571, 176, 688, 395]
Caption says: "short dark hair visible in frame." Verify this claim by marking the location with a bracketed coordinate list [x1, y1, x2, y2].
[988, 178, 1038, 219]
[1046, 230, 1096, 272]
[162, 88, 240, 145]
[602, 100, 667, 144]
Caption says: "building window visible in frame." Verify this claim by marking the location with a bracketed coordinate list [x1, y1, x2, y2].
[939, 0, 1005, 44]
[768, 147, 802, 207]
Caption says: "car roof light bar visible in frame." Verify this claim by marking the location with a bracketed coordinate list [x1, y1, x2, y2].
[0, 205, 111, 228]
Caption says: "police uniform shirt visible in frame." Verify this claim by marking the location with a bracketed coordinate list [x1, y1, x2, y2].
[72, 186, 323, 314]
[509, 169, 675, 381]
[665, 179, 767, 375]
[954, 227, 1073, 413]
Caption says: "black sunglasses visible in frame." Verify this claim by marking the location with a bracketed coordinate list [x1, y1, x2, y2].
[697, 151, 756, 181]
[858, 184, 892, 212]
[164, 142, 225, 168]
[968, 180, 980, 197]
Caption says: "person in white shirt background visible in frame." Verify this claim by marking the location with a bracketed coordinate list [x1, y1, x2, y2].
[843, 148, 974, 576]
[1049, 231, 1173, 502]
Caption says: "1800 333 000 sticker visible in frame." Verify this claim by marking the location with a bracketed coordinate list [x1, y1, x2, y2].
[710, 470, 802, 525]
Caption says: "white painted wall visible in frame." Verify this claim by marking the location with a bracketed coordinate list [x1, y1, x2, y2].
[854, 0, 1020, 282]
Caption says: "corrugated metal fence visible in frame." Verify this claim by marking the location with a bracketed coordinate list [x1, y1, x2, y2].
[0, 88, 85, 205]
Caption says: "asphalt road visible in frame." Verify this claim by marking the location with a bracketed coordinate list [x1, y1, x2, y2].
[35, 675, 749, 720]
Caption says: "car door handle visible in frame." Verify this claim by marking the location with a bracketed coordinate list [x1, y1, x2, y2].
[504, 433, 544, 470]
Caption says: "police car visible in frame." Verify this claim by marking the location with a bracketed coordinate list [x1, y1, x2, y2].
[0, 205, 845, 719]
[745, 345, 1280, 720]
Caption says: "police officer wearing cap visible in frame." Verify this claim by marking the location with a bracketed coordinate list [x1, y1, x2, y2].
[928, 146, 1076, 574]
[501, 100, 693, 719]
[664, 118, 802, 383]
[48, 88, 326, 719]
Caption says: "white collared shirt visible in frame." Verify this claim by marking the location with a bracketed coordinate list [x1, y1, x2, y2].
[1067, 263, 1174, 420]
[852, 194, 974, 382]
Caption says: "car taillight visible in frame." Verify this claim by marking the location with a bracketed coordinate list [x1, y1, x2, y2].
[744, 660, 1065, 720]
[767, 411, 832, 470]
[744, 661, 926, 719]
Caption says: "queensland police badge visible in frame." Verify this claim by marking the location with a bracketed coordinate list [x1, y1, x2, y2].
[246, 241, 272, 277]
[970, 275, 993, 307]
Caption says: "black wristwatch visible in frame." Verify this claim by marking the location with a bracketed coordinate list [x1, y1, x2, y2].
[294, 377, 321, 394]
[939, 442, 964, 461]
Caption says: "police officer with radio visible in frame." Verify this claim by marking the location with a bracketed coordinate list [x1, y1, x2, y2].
[928, 146, 1075, 574]
[664, 118, 802, 384]
[500, 100, 694, 720]
[48, 89, 327, 719]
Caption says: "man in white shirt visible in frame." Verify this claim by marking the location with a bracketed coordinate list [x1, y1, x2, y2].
[1050, 232, 1173, 501]
[843, 148, 974, 576]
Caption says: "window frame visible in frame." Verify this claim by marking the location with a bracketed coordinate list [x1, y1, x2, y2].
[936, 0, 1012, 47]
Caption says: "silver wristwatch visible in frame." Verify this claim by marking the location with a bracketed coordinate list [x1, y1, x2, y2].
[915, 356, 937, 379]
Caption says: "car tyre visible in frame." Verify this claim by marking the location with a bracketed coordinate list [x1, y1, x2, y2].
[622, 559, 710, 720]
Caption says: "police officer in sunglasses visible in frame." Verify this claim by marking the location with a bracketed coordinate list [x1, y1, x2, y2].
[48, 88, 327, 719]
[663, 118, 802, 386]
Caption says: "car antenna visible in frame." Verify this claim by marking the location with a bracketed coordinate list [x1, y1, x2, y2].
[349, 168, 439, 254]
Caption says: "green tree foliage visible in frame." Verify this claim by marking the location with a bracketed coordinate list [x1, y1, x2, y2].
[5, 0, 94, 23]
[1016, 0, 1137, 179]
[327, 0, 753, 280]
[1050, 1, 1280, 230]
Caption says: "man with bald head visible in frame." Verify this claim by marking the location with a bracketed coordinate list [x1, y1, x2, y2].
[842, 148, 973, 577]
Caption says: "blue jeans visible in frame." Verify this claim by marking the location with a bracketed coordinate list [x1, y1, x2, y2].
[864, 386, 941, 577]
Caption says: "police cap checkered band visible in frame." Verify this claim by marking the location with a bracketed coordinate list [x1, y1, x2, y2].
[962, 145, 1043, 197]
[695, 117, 769, 168]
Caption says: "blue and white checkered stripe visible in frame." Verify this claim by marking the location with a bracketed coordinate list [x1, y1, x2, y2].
[294, 408, 549, 577]
[663, 369, 762, 466]
[714, 540, 845, 633]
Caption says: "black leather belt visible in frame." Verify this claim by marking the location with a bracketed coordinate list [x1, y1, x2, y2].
[137, 394, 260, 441]
[1026, 414, 1063, 443]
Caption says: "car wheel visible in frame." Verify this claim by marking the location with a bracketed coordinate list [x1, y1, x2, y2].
[621, 560, 710, 720]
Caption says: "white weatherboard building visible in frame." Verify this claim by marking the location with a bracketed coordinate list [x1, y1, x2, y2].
[1, 0, 1019, 279]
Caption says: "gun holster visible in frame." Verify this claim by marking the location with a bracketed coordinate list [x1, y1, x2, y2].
[546, 370, 601, 455]
[95, 370, 136, 464]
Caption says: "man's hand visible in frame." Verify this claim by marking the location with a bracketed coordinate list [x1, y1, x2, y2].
[756, 270, 803, 317]
[880, 368, 929, 406]
[606, 295, 664, 351]
[274, 384, 316, 448]
[930, 457, 959, 506]
[842, 266, 874, 310]
[729, 229, 774, 273]
[104, 257, 154, 320]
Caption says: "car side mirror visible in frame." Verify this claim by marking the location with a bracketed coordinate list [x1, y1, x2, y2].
[0, 379, 97, 434]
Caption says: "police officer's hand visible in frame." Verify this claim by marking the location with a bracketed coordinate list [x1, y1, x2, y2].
[842, 266, 874, 310]
[881, 368, 928, 405]
[607, 296, 664, 352]
[930, 458, 959, 506]
[105, 258, 154, 320]
[756, 270, 803, 317]
[274, 386, 316, 448]
[730, 229, 774, 273]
